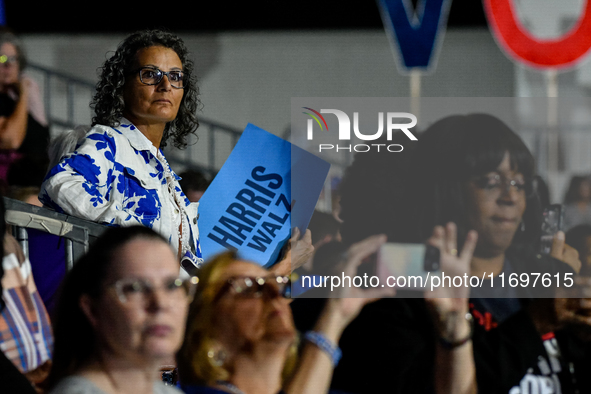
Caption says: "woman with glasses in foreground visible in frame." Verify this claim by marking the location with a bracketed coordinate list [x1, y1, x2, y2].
[177, 223, 477, 394]
[177, 238, 388, 394]
[40, 29, 203, 270]
[330, 113, 589, 393]
[46, 226, 197, 394]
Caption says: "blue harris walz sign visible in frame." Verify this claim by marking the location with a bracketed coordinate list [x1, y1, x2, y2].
[198, 123, 330, 267]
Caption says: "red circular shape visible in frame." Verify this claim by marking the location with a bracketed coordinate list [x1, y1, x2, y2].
[483, 0, 591, 69]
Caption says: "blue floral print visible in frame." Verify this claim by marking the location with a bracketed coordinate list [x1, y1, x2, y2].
[39, 118, 202, 267]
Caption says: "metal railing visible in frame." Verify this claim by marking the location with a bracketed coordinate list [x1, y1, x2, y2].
[4, 197, 107, 270]
[27, 62, 243, 176]
[28, 63, 96, 130]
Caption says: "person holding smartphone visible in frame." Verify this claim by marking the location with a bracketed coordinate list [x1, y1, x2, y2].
[320, 113, 591, 393]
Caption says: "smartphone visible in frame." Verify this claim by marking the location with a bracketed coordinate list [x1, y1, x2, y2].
[540, 204, 564, 254]
[376, 243, 440, 290]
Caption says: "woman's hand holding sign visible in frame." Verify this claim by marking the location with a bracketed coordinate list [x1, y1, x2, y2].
[270, 227, 314, 277]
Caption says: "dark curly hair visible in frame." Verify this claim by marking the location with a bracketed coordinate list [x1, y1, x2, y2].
[90, 29, 200, 149]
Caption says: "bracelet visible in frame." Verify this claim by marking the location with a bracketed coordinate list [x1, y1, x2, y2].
[438, 312, 474, 349]
[304, 331, 342, 366]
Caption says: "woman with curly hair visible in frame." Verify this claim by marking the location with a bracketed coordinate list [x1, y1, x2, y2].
[39, 29, 203, 270]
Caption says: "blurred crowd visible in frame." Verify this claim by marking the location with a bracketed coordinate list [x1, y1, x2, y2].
[0, 27, 591, 394]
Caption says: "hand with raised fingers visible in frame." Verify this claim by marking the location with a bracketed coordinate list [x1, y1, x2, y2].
[556, 276, 591, 326]
[529, 276, 591, 336]
[424, 223, 478, 343]
[321, 234, 396, 334]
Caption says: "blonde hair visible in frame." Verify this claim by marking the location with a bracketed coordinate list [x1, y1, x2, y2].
[177, 251, 298, 386]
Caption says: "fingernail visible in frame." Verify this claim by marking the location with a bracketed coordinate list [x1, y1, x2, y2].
[557, 231, 565, 240]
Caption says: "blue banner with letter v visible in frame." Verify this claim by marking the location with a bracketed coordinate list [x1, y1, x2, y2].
[198, 123, 330, 267]
[377, 0, 452, 73]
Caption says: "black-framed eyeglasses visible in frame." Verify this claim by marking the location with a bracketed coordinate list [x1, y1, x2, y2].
[133, 67, 185, 89]
[215, 275, 291, 301]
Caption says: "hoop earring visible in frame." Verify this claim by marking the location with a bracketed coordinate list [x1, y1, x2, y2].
[207, 345, 227, 367]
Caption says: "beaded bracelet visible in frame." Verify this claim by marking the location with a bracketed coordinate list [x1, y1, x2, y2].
[304, 331, 342, 366]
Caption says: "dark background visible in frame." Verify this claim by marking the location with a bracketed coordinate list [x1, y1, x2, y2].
[8, 0, 487, 33]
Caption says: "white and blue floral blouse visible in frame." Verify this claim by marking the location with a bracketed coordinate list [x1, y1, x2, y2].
[39, 118, 203, 269]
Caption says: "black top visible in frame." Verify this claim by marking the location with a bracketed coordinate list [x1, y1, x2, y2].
[291, 250, 587, 394]
[0, 93, 49, 158]
[0, 351, 37, 394]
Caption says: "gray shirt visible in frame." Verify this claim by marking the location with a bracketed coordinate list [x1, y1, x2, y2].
[48, 375, 183, 394]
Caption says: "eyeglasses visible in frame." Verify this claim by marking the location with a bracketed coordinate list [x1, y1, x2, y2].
[133, 67, 185, 89]
[111, 276, 198, 305]
[215, 275, 291, 301]
[472, 173, 532, 195]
